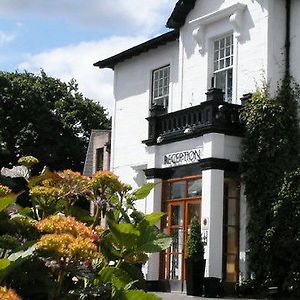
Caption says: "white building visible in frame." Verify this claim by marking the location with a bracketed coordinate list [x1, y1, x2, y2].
[94, 0, 300, 293]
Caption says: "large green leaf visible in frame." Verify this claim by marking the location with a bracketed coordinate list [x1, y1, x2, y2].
[100, 233, 122, 261]
[0, 258, 11, 283]
[132, 183, 155, 200]
[137, 234, 172, 253]
[0, 247, 34, 283]
[108, 220, 140, 248]
[0, 258, 10, 270]
[0, 193, 18, 212]
[18, 207, 33, 216]
[100, 267, 133, 290]
[123, 290, 161, 300]
[144, 212, 165, 225]
[137, 222, 171, 253]
[119, 262, 145, 290]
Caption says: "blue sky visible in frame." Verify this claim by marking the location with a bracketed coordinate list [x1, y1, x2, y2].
[0, 0, 177, 113]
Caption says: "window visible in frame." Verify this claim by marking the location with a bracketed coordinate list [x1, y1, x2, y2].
[223, 179, 240, 282]
[95, 147, 104, 171]
[152, 65, 170, 108]
[213, 34, 233, 102]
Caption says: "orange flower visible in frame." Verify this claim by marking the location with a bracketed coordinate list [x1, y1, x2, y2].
[36, 233, 100, 261]
[29, 186, 63, 207]
[91, 171, 123, 194]
[57, 170, 91, 198]
[36, 216, 102, 261]
[36, 215, 98, 240]
[0, 286, 22, 300]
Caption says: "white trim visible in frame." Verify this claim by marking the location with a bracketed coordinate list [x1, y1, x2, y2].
[190, 3, 247, 54]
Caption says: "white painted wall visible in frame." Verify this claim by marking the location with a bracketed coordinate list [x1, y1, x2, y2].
[290, 0, 300, 84]
[110, 41, 179, 213]
[111, 41, 179, 174]
[179, 0, 271, 106]
[106, 0, 300, 282]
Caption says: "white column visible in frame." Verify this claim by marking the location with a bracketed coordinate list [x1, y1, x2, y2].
[202, 169, 224, 278]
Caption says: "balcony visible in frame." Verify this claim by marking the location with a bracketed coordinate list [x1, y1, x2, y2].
[142, 88, 245, 146]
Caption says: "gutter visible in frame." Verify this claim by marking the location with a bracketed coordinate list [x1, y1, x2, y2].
[285, 0, 291, 77]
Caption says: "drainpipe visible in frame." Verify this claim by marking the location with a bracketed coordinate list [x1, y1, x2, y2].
[285, 0, 291, 78]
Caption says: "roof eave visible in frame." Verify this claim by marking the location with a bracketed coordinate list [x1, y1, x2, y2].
[166, 0, 197, 29]
[94, 30, 179, 70]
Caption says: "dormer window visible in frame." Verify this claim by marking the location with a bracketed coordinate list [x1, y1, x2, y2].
[213, 34, 233, 102]
[151, 65, 170, 109]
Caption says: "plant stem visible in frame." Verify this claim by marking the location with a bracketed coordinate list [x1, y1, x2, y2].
[53, 262, 66, 300]
[92, 202, 100, 229]
[1, 249, 7, 258]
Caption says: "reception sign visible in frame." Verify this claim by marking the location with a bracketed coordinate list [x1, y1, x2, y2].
[163, 147, 203, 167]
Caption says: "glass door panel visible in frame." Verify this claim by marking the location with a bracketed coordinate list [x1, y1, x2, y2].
[169, 254, 181, 280]
[166, 203, 184, 282]
[171, 204, 184, 226]
[187, 179, 202, 197]
[187, 203, 201, 225]
[170, 228, 184, 253]
[162, 176, 202, 291]
[165, 201, 201, 283]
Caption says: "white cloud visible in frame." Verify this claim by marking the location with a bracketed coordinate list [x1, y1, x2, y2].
[18, 36, 149, 114]
[11, 1, 178, 114]
[0, 0, 177, 35]
[0, 31, 16, 46]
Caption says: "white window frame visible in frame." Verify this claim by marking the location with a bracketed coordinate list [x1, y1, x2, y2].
[151, 65, 170, 108]
[213, 34, 234, 102]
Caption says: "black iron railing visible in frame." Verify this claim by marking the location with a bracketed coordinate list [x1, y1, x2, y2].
[143, 88, 245, 146]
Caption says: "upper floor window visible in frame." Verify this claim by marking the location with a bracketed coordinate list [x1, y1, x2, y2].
[213, 34, 233, 102]
[151, 65, 170, 109]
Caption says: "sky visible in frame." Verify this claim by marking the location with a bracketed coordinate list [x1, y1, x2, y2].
[0, 0, 178, 114]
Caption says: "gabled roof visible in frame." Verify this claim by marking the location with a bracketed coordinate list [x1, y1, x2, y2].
[166, 0, 197, 29]
[94, 30, 179, 69]
[94, 0, 196, 69]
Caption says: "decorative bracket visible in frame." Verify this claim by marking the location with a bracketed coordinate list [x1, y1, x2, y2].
[192, 26, 205, 53]
[190, 3, 247, 53]
[229, 6, 245, 38]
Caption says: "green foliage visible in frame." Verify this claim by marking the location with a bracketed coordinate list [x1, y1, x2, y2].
[0, 157, 169, 299]
[0, 193, 18, 212]
[122, 290, 161, 300]
[185, 217, 204, 260]
[0, 70, 110, 171]
[132, 183, 156, 200]
[241, 78, 300, 295]
[267, 168, 300, 296]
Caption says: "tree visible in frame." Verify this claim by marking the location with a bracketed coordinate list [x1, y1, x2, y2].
[0, 70, 110, 171]
[240, 78, 300, 294]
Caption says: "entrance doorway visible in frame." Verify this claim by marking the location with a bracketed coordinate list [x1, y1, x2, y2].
[161, 176, 201, 291]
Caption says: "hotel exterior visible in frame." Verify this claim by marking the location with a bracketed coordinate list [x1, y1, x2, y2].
[94, 0, 300, 292]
